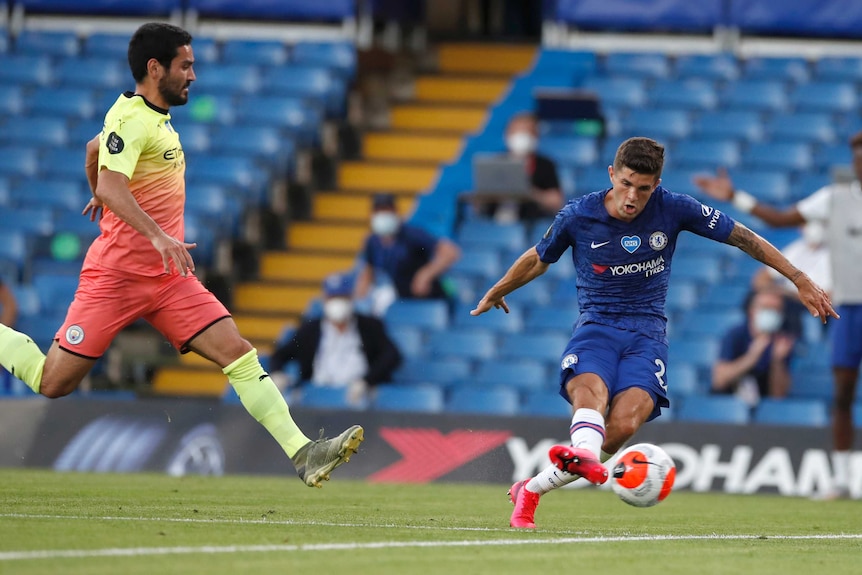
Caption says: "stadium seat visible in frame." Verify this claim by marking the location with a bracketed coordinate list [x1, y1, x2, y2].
[446, 387, 520, 415]
[0, 117, 68, 147]
[742, 142, 812, 172]
[580, 76, 646, 108]
[9, 284, 40, 317]
[667, 336, 720, 374]
[472, 358, 548, 392]
[54, 58, 126, 91]
[765, 113, 835, 145]
[531, 50, 598, 78]
[676, 308, 745, 339]
[184, 155, 265, 201]
[536, 136, 598, 168]
[0, 55, 52, 86]
[392, 357, 472, 386]
[0, 208, 53, 236]
[291, 41, 357, 79]
[371, 384, 445, 413]
[453, 302, 522, 333]
[385, 324, 423, 358]
[524, 304, 579, 333]
[0, 231, 27, 279]
[670, 253, 723, 284]
[0, 85, 23, 115]
[813, 56, 862, 83]
[297, 386, 363, 410]
[788, 366, 833, 401]
[188, 0, 355, 23]
[384, 299, 449, 330]
[814, 143, 852, 171]
[192, 64, 260, 95]
[666, 363, 702, 397]
[692, 110, 763, 141]
[503, 278, 552, 307]
[790, 82, 857, 114]
[175, 123, 210, 154]
[647, 79, 717, 111]
[670, 139, 740, 170]
[603, 52, 671, 79]
[237, 96, 323, 144]
[728, 170, 792, 205]
[168, 93, 236, 125]
[754, 398, 829, 427]
[498, 332, 568, 364]
[14, 315, 61, 351]
[263, 65, 346, 117]
[83, 33, 132, 56]
[721, 80, 788, 112]
[519, 390, 572, 418]
[427, 329, 496, 362]
[185, 183, 241, 233]
[447, 248, 502, 281]
[790, 173, 831, 202]
[26, 88, 97, 120]
[53, 212, 101, 237]
[624, 109, 691, 140]
[14, 30, 79, 58]
[209, 125, 294, 170]
[221, 39, 289, 66]
[32, 273, 79, 315]
[674, 53, 739, 81]
[675, 395, 751, 424]
[10, 179, 86, 212]
[741, 56, 810, 84]
[665, 280, 698, 316]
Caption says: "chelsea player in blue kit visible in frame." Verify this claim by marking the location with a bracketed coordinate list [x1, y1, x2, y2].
[471, 137, 838, 528]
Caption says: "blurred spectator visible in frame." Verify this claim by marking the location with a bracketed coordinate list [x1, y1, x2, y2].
[753, 220, 831, 297]
[483, 112, 564, 223]
[0, 279, 17, 328]
[711, 288, 796, 407]
[268, 272, 402, 406]
[355, 193, 461, 314]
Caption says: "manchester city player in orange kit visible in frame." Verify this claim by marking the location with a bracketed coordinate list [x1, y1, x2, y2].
[471, 137, 838, 528]
[0, 23, 363, 487]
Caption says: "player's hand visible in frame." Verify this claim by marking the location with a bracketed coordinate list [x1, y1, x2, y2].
[795, 275, 839, 324]
[82, 197, 104, 222]
[152, 233, 196, 276]
[471, 294, 509, 316]
[692, 168, 735, 202]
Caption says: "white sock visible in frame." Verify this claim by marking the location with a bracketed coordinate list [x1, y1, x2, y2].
[526, 463, 579, 494]
[833, 451, 850, 489]
[569, 408, 605, 457]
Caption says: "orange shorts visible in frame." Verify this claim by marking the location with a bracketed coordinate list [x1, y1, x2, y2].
[55, 268, 231, 359]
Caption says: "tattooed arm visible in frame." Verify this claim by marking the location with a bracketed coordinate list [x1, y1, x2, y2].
[727, 222, 838, 322]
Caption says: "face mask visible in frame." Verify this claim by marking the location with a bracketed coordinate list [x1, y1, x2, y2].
[802, 221, 825, 247]
[323, 298, 353, 323]
[754, 308, 783, 334]
[371, 212, 399, 237]
[506, 132, 537, 156]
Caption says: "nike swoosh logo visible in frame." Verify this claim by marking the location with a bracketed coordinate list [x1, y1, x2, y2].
[591, 241, 610, 249]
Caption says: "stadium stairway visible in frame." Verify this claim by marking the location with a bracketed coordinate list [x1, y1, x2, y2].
[151, 42, 537, 397]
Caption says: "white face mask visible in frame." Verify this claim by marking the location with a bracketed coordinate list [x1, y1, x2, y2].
[371, 211, 400, 237]
[506, 132, 537, 156]
[323, 298, 353, 323]
[754, 308, 783, 334]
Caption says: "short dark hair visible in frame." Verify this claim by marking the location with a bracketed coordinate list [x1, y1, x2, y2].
[613, 137, 665, 177]
[128, 23, 192, 83]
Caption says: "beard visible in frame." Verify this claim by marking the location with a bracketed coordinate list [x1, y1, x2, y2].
[159, 76, 189, 107]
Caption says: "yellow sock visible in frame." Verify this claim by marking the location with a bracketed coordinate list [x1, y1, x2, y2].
[0, 324, 45, 394]
[224, 348, 310, 458]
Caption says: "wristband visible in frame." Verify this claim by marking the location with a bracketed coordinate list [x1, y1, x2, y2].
[731, 189, 757, 213]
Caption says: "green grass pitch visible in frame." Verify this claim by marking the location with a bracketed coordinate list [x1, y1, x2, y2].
[1, 469, 860, 575]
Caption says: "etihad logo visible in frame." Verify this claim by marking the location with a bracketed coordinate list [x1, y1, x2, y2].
[594, 255, 666, 278]
[368, 427, 512, 483]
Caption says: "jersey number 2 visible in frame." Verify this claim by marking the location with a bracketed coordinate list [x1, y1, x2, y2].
[654, 358, 667, 391]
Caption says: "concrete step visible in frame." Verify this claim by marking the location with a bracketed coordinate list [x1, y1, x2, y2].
[312, 192, 414, 223]
[363, 132, 462, 163]
[389, 104, 487, 132]
[437, 43, 536, 75]
[413, 76, 509, 105]
[337, 161, 438, 193]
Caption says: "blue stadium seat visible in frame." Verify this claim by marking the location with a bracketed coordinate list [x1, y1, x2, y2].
[524, 304, 578, 333]
[261, 66, 346, 116]
[371, 384, 445, 413]
[427, 329, 496, 361]
[298, 386, 362, 410]
[291, 41, 357, 78]
[448, 248, 501, 280]
[550, 279, 580, 305]
[647, 79, 717, 111]
[790, 173, 831, 202]
[520, 390, 572, 418]
[741, 57, 810, 84]
[32, 273, 79, 315]
[185, 184, 241, 233]
[721, 80, 788, 112]
[814, 144, 852, 171]
[676, 308, 745, 339]
[10, 179, 85, 212]
[83, 33, 132, 55]
[175, 123, 210, 154]
[14, 30, 79, 58]
[192, 64, 260, 95]
[531, 50, 598, 78]
[790, 82, 857, 113]
[184, 155, 265, 200]
[625, 109, 691, 140]
[742, 142, 812, 172]
[665, 280, 698, 316]
[0, 208, 53, 236]
[0, 55, 52, 86]
[693, 111, 763, 141]
[168, 93, 236, 125]
[0, 231, 28, 279]
[209, 125, 294, 170]
[456, 220, 528, 252]
[603, 52, 671, 79]
[26, 88, 97, 120]
[393, 357, 472, 386]
[221, 39, 289, 66]
[580, 76, 646, 108]
[674, 53, 739, 81]
[384, 299, 449, 330]
[385, 324, 422, 358]
[0, 85, 23, 115]
[9, 284, 41, 317]
[38, 147, 85, 180]
[237, 96, 323, 144]
[0, 117, 67, 147]
[788, 366, 833, 401]
[754, 398, 829, 427]
[670, 139, 740, 170]
[671, 253, 723, 284]
[764, 112, 835, 144]
[505, 280, 551, 307]
[53, 212, 100, 237]
[473, 359, 548, 392]
[813, 57, 862, 83]
[729, 170, 792, 204]
[536, 136, 598, 168]
[447, 387, 519, 415]
[182, 214, 217, 266]
[54, 58, 126, 91]
[453, 302, 522, 333]
[188, 0, 355, 22]
[676, 395, 750, 424]
[666, 363, 702, 397]
[18, 0, 183, 17]
[499, 332, 568, 364]
[667, 336, 720, 373]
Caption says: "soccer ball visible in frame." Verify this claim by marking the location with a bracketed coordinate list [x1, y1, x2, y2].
[611, 443, 676, 508]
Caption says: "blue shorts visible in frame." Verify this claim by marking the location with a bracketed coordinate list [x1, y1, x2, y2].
[557, 322, 670, 421]
[832, 304, 862, 369]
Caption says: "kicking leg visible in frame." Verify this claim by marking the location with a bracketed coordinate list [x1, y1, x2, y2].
[0, 325, 94, 397]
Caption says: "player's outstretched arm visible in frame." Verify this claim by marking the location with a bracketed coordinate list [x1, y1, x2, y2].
[693, 169, 805, 228]
[95, 169, 197, 276]
[726, 222, 838, 323]
[82, 135, 105, 222]
[471, 247, 548, 316]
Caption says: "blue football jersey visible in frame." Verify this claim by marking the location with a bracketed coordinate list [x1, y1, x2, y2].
[536, 186, 736, 342]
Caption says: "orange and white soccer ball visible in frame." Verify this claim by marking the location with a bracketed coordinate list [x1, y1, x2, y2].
[611, 443, 676, 508]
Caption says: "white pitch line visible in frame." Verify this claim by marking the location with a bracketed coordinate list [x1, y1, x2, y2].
[2, 534, 862, 562]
